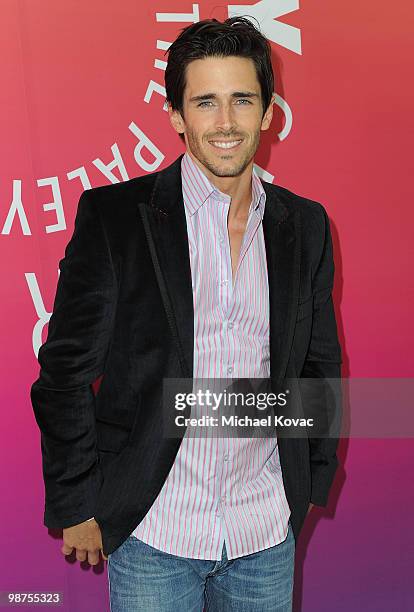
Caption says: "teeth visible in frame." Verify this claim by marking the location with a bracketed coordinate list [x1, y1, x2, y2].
[210, 140, 242, 149]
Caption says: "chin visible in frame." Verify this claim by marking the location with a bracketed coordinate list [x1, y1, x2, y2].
[206, 158, 249, 177]
[211, 166, 244, 177]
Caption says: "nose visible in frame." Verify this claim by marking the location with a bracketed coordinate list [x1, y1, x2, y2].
[215, 102, 236, 132]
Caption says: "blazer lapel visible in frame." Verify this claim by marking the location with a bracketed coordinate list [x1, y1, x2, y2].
[137, 155, 194, 379]
[261, 182, 301, 385]
[137, 155, 301, 386]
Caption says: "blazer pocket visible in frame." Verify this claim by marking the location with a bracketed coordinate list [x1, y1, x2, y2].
[96, 396, 141, 453]
[296, 295, 314, 322]
[96, 420, 132, 453]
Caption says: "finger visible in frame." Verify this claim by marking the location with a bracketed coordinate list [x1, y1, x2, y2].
[61, 543, 74, 556]
[88, 551, 100, 566]
[75, 548, 88, 563]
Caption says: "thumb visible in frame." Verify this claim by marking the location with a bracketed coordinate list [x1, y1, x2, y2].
[101, 548, 108, 561]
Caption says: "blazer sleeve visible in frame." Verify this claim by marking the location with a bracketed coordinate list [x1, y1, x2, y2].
[30, 189, 118, 529]
[301, 205, 343, 507]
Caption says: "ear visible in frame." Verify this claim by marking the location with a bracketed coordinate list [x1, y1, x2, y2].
[260, 94, 274, 132]
[168, 104, 186, 135]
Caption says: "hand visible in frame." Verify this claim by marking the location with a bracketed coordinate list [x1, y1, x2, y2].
[307, 503, 314, 515]
[62, 518, 108, 564]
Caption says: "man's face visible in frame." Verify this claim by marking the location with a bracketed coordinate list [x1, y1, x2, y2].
[168, 56, 273, 180]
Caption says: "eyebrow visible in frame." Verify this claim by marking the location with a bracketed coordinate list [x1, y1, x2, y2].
[189, 92, 260, 103]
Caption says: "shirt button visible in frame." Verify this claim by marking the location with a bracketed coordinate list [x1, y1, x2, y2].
[223, 454, 229, 461]
[227, 366, 233, 374]
[228, 322, 233, 329]
[221, 279, 228, 286]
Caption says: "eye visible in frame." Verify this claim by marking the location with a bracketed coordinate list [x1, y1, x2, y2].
[197, 98, 251, 107]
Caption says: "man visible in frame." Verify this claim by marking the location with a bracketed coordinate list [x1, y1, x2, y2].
[31, 16, 342, 611]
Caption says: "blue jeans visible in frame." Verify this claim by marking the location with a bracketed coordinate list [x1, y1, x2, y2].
[107, 520, 295, 611]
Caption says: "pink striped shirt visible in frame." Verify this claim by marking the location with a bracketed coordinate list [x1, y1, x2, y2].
[131, 152, 291, 560]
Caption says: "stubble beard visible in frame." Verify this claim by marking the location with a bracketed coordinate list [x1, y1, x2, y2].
[186, 128, 261, 178]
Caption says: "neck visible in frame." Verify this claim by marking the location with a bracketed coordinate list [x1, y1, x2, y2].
[187, 150, 254, 220]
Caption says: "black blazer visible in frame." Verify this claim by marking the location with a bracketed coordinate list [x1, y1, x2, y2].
[31, 154, 342, 556]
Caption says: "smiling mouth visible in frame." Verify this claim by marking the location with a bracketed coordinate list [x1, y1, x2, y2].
[208, 139, 243, 150]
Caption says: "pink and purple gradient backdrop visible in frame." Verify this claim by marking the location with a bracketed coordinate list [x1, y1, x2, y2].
[1, 1, 413, 610]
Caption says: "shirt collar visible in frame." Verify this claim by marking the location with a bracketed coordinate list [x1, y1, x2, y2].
[181, 151, 266, 220]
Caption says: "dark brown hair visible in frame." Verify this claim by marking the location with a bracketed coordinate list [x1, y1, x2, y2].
[165, 16, 274, 139]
